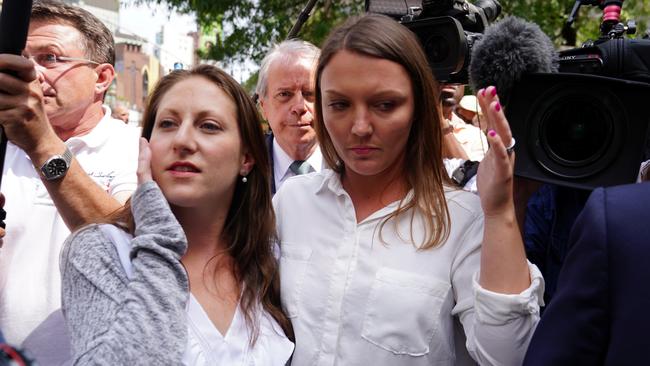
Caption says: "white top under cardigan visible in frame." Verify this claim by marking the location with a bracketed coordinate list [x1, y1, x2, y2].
[273, 169, 544, 366]
[109, 225, 294, 366]
[22, 225, 294, 366]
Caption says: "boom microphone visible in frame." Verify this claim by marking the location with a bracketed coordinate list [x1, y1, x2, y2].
[469, 16, 558, 104]
[0, 0, 33, 229]
[0, 0, 33, 56]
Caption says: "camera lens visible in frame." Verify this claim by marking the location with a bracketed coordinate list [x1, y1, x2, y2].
[407, 16, 465, 82]
[474, 0, 502, 22]
[541, 98, 612, 165]
[424, 34, 450, 63]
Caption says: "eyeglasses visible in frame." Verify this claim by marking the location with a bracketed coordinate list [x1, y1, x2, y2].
[27, 53, 100, 69]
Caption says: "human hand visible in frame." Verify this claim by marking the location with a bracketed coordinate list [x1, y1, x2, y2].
[476, 86, 515, 217]
[0, 54, 55, 154]
[137, 137, 153, 184]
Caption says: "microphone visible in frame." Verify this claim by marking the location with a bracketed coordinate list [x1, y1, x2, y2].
[0, 0, 33, 55]
[469, 16, 558, 104]
[0, 0, 33, 229]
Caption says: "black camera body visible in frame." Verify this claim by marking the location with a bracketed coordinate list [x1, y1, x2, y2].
[507, 18, 650, 189]
[508, 72, 650, 189]
[365, 0, 501, 83]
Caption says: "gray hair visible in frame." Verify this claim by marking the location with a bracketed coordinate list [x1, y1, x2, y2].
[255, 39, 320, 100]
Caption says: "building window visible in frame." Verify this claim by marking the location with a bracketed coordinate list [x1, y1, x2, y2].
[142, 70, 149, 100]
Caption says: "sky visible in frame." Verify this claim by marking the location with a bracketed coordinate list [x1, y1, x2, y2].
[119, 1, 197, 49]
[117, 1, 254, 82]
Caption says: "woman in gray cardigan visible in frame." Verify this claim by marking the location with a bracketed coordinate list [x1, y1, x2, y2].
[59, 65, 293, 365]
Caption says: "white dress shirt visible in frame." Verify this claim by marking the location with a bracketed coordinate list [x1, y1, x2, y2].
[272, 138, 323, 191]
[273, 170, 543, 366]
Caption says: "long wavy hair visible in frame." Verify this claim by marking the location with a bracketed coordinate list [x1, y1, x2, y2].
[106, 65, 293, 343]
[314, 13, 453, 250]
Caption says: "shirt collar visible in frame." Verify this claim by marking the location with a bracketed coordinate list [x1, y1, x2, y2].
[316, 169, 343, 196]
[316, 169, 418, 223]
[273, 139, 323, 181]
[66, 106, 123, 151]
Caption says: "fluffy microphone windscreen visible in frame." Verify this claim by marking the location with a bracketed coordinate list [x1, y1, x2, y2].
[469, 16, 558, 104]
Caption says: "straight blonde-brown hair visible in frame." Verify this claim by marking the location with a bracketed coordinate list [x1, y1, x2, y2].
[106, 65, 293, 343]
[314, 13, 453, 250]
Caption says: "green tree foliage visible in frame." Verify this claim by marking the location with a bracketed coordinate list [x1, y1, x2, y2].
[138, 0, 362, 66]
[141, 0, 650, 67]
[500, 0, 650, 48]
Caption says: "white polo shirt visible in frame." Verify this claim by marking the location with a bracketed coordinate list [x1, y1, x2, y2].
[0, 109, 139, 345]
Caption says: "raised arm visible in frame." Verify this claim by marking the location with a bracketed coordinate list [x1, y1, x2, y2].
[475, 86, 530, 293]
[0, 54, 129, 231]
[455, 86, 543, 365]
[61, 139, 189, 364]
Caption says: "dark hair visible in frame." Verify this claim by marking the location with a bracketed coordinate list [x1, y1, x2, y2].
[314, 13, 452, 249]
[107, 64, 292, 343]
[31, 0, 115, 65]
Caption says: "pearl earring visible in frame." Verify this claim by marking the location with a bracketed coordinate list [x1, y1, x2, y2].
[241, 176, 248, 183]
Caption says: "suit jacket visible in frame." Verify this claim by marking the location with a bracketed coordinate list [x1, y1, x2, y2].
[524, 182, 650, 365]
[265, 133, 277, 194]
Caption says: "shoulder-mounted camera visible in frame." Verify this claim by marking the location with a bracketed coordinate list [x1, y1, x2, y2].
[366, 0, 501, 83]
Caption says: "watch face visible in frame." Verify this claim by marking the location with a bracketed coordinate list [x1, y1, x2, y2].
[45, 158, 67, 178]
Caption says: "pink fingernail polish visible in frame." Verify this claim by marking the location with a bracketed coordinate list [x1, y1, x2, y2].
[488, 129, 496, 137]
[495, 102, 501, 112]
[491, 87, 497, 97]
[480, 88, 486, 97]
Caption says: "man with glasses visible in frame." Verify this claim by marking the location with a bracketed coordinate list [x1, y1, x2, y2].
[0, 0, 138, 345]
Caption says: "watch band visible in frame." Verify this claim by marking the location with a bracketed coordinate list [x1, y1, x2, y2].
[40, 146, 73, 181]
[61, 146, 73, 165]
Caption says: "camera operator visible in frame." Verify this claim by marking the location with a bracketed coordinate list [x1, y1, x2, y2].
[0, 0, 138, 345]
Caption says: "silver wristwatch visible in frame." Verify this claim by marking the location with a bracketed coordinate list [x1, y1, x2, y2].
[40, 146, 73, 181]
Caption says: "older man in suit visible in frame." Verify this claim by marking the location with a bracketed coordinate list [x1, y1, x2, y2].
[524, 182, 650, 365]
[256, 39, 322, 193]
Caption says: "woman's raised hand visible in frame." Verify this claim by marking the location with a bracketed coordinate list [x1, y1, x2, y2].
[475, 86, 531, 294]
[476, 86, 515, 217]
[137, 137, 153, 184]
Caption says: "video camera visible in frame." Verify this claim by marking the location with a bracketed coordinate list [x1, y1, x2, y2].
[365, 0, 501, 84]
[506, 0, 650, 189]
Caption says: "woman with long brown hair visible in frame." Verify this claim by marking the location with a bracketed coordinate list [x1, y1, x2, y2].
[59, 65, 293, 364]
[273, 13, 543, 365]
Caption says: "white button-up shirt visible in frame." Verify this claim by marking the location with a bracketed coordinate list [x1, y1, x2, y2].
[273, 170, 543, 366]
[272, 138, 323, 191]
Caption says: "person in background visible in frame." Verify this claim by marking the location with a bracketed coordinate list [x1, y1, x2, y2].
[457, 95, 484, 129]
[111, 104, 130, 124]
[256, 39, 323, 193]
[273, 13, 543, 365]
[0, 0, 139, 345]
[440, 84, 488, 162]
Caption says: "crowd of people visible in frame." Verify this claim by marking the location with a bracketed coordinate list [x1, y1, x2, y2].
[0, 1, 647, 365]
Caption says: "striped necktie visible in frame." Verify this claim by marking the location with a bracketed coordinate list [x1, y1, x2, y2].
[289, 160, 312, 175]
